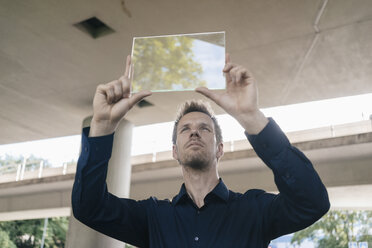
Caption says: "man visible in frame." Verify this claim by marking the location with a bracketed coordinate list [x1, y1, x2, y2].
[72, 54, 330, 247]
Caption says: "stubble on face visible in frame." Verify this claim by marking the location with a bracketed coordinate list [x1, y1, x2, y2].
[174, 112, 218, 172]
[177, 146, 211, 171]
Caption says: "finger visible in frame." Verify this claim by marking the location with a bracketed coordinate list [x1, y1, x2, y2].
[231, 66, 247, 83]
[113, 80, 123, 102]
[225, 53, 231, 64]
[124, 55, 131, 78]
[223, 63, 235, 84]
[195, 87, 220, 105]
[242, 69, 253, 80]
[223, 60, 238, 84]
[235, 69, 244, 83]
[96, 84, 106, 94]
[128, 90, 152, 109]
[223, 63, 235, 73]
[119, 76, 131, 98]
[224, 70, 232, 85]
[230, 66, 241, 83]
[104, 84, 115, 104]
[223, 53, 233, 72]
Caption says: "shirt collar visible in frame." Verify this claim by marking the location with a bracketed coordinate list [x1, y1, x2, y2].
[172, 178, 229, 205]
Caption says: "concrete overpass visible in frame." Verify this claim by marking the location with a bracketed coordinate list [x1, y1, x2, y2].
[1, 0, 372, 145]
[1, 0, 372, 246]
[1, 120, 371, 222]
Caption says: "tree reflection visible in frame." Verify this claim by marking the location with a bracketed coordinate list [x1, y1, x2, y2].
[132, 36, 206, 92]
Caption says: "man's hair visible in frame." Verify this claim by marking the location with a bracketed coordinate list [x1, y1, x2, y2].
[172, 100, 223, 145]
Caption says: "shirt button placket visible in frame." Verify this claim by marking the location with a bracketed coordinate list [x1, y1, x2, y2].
[194, 209, 201, 247]
[193, 236, 200, 248]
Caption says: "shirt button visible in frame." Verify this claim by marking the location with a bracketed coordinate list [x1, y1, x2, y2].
[194, 236, 199, 241]
[84, 147, 88, 152]
[197, 211, 200, 214]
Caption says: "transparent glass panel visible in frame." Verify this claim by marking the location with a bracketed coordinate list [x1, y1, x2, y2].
[131, 31, 225, 92]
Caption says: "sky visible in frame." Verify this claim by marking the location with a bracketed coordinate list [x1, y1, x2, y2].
[1, 92, 371, 167]
[191, 36, 225, 89]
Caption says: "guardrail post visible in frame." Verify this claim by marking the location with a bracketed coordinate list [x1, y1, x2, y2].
[152, 151, 156, 163]
[15, 163, 21, 181]
[38, 160, 44, 178]
[230, 140, 234, 152]
[20, 156, 27, 180]
[62, 162, 67, 175]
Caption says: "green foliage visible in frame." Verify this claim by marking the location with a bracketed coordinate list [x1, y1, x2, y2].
[0, 219, 43, 248]
[43, 217, 69, 248]
[132, 36, 206, 91]
[0, 217, 69, 248]
[291, 210, 372, 248]
[0, 230, 16, 248]
[0, 154, 51, 175]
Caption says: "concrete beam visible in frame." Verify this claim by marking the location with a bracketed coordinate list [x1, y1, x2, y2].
[1, 131, 372, 221]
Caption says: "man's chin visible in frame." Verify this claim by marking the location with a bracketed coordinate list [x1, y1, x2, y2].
[182, 157, 209, 171]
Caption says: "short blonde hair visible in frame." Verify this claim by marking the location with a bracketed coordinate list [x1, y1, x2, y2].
[172, 100, 223, 145]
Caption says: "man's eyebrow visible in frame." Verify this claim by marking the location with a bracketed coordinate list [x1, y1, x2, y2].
[178, 122, 212, 129]
[178, 123, 190, 129]
[199, 123, 212, 128]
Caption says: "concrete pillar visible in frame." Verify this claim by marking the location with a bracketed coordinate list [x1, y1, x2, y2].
[66, 117, 133, 248]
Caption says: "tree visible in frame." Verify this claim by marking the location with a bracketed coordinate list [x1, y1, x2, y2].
[132, 36, 206, 92]
[0, 155, 69, 247]
[43, 217, 69, 248]
[0, 154, 51, 175]
[0, 230, 16, 248]
[291, 210, 372, 248]
[0, 217, 69, 248]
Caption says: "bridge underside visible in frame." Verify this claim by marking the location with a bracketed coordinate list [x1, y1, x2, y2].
[1, 128, 372, 221]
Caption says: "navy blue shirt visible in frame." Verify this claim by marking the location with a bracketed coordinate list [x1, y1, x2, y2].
[72, 118, 330, 248]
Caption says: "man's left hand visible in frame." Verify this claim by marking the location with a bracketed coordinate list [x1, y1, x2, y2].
[196, 54, 268, 134]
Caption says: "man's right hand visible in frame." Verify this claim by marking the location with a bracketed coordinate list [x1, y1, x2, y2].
[89, 55, 152, 137]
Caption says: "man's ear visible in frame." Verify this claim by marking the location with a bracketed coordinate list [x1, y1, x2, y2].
[216, 142, 224, 160]
[172, 144, 178, 160]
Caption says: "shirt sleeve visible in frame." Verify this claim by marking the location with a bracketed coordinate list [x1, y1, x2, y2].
[246, 118, 330, 240]
[71, 127, 149, 247]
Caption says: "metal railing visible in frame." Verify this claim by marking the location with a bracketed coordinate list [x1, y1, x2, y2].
[1, 120, 371, 185]
[0, 159, 77, 184]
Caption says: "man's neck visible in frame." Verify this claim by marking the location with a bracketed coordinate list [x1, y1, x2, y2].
[182, 165, 219, 208]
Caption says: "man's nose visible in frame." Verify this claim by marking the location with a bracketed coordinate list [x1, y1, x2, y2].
[190, 129, 200, 138]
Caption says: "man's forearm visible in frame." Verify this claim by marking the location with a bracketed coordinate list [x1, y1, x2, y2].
[236, 110, 269, 135]
[89, 119, 117, 137]
[72, 127, 114, 220]
[248, 118, 330, 239]
[248, 118, 329, 208]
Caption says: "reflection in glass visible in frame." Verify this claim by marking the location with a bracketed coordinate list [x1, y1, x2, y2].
[131, 32, 225, 92]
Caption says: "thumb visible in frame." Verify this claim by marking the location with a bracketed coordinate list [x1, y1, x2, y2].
[195, 87, 220, 105]
[128, 90, 152, 109]
[225, 53, 231, 64]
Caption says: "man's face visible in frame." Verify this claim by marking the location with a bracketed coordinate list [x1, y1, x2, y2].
[172, 112, 223, 171]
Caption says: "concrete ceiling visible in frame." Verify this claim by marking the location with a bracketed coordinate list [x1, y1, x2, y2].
[1, 0, 372, 144]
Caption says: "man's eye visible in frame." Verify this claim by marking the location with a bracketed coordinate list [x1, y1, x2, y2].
[201, 127, 211, 132]
[180, 127, 189, 133]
